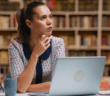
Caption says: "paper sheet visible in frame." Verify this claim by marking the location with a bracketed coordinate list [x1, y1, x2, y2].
[98, 90, 110, 94]
[0, 92, 28, 96]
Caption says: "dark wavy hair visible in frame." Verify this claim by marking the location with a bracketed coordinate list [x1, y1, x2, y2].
[16, 1, 45, 44]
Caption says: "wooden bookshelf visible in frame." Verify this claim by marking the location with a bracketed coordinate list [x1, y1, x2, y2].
[0, 0, 110, 76]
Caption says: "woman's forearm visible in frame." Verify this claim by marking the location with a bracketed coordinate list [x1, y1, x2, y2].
[17, 53, 38, 93]
[26, 82, 51, 92]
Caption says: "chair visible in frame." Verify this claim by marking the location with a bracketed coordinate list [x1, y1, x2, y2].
[0, 71, 11, 91]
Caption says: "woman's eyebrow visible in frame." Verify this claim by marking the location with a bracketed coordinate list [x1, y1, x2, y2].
[40, 14, 53, 17]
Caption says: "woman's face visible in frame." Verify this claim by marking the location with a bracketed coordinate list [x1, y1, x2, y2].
[29, 5, 53, 38]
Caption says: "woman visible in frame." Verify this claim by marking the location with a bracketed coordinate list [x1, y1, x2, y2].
[9, 1, 65, 93]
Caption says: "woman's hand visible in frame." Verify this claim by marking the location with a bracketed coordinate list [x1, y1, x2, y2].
[26, 81, 51, 92]
[32, 35, 51, 58]
[44, 82, 51, 91]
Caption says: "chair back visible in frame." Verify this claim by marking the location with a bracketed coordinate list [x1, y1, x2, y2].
[6, 71, 11, 78]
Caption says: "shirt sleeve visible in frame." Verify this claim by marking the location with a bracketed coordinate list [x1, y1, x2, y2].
[8, 42, 24, 79]
[51, 38, 65, 77]
[54, 38, 65, 58]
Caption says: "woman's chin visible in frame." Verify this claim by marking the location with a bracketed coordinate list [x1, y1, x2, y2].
[45, 32, 52, 37]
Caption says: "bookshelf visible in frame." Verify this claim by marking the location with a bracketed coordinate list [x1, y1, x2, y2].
[0, 0, 110, 77]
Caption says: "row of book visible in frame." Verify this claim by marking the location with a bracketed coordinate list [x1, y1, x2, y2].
[0, 2, 19, 11]
[79, 0, 98, 11]
[24, 0, 55, 8]
[70, 16, 77, 27]
[58, 35, 75, 47]
[49, 0, 75, 11]
[53, 16, 67, 28]
[68, 51, 110, 64]
[53, 16, 98, 28]
[23, 0, 110, 12]
[103, 0, 110, 11]
[102, 16, 110, 27]
[101, 36, 110, 46]
[24, 0, 42, 7]
[79, 16, 98, 28]
[3, 14, 110, 29]
[80, 35, 97, 46]
[0, 33, 17, 47]
[0, 14, 17, 29]
[60, 35, 97, 47]
[59, 35, 110, 47]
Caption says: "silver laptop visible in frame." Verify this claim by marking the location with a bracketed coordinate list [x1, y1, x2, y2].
[49, 56, 106, 96]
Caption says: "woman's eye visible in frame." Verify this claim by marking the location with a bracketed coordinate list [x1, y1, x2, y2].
[41, 17, 45, 20]
[50, 15, 53, 18]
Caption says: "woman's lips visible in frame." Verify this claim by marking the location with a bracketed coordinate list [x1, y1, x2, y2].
[47, 27, 52, 30]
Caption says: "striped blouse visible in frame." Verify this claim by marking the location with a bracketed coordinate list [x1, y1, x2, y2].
[8, 35, 65, 84]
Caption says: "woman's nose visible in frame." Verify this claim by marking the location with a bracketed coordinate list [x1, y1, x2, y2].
[46, 18, 52, 25]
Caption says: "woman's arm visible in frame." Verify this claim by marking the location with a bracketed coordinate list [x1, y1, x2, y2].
[9, 36, 51, 93]
[26, 82, 51, 92]
[17, 54, 38, 93]
[9, 42, 39, 93]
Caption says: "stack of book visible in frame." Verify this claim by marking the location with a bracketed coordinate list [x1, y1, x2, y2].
[100, 78, 110, 90]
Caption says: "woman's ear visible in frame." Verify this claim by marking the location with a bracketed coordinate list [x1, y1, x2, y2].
[25, 19, 32, 28]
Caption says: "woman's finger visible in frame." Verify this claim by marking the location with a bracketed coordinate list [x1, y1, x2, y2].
[40, 35, 46, 41]
[45, 39, 50, 47]
[45, 43, 50, 49]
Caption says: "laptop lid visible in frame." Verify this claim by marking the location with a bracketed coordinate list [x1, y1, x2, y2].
[49, 56, 106, 95]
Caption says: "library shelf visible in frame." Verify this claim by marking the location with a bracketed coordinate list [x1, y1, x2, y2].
[52, 11, 98, 15]
[102, 27, 110, 31]
[78, 27, 98, 31]
[0, 63, 9, 66]
[0, 28, 17, 31]
[67, 45, 76, 50]
[53, 28, 76, 31]
[101, 46, 110, 50]
[105, 62, 110, 66]
[103, 11, 110, 15]
[79, 46, 97, 50]
[0, 46, 8, 50]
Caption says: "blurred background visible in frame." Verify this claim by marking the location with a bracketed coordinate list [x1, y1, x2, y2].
[0, 0, 110, 90]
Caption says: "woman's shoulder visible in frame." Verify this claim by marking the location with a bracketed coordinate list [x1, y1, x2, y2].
[51, 35, 64, 45]
[9, 40, 23, 50]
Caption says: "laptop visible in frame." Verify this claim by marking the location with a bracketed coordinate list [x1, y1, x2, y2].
[49, 56, 106, 96]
